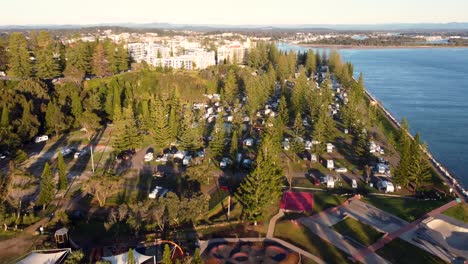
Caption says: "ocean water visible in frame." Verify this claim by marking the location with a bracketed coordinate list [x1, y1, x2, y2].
[278, 43, 468, 187]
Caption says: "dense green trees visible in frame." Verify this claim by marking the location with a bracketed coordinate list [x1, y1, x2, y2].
[222, 69, 238, 104]
[394, 120, 432, 190]
[235, 134, 283, 225]
[57, 152, 68, 190]
[37, 163, 55, 210]
[209, 114, 226, 159]
[2, 32, 129, 79]
[178, 108, 202, 151]
[149, 98, 171, 150]
[34, 31, 61, 79]
[7, 33, 32, 78]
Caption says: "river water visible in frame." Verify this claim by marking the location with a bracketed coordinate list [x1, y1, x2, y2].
[278, 43, 468, 188]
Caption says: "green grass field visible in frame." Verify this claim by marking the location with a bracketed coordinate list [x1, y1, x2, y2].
[274, 220, 352, 264]
[313, 191, 347, 213]
[443, 203, 468, 223]
[331, 217, 384, 246]
[363, 196, 447, 222]
[376, 238, 448, 264]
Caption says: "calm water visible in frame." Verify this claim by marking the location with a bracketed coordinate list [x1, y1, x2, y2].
[279, 43, 468, 187]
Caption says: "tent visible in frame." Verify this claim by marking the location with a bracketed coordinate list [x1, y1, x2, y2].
[18, 249, 70, 264]
[102, 249, 154, 264]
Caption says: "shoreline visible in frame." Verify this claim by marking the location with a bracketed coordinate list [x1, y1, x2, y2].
[361, 86, 467, 200]
[292, 43, 468, 50]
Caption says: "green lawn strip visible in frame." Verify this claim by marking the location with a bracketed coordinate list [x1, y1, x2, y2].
[363, 196, 447, 222]
[274, 220, 352, 264]
[443, 203, 468, 223]
[313, 191, 347, 213]
[330, 217, 384, 246]
[376, 238, 448, 264]
[0, 230, 19, 241]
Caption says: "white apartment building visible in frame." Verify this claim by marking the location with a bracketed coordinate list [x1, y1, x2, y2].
[128, 43, 215, 70]
[217, 39, 252, 64]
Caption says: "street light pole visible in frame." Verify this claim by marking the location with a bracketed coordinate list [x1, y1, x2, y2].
[90, 144, 95, 173]
[227, 195, 231, 220]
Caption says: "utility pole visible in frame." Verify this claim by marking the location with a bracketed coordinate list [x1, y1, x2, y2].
[227, 195, 231, 220]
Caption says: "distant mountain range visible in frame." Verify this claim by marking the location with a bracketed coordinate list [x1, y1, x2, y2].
[1, 22, 468, 31]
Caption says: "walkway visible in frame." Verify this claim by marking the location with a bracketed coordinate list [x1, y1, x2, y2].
[266, 209, 284, 238]
[354, 199, 459, 263]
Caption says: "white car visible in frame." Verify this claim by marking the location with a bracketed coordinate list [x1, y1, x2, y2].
[335, 167, 348, 173]
[34, 135, 49, 143]
[243, 138, 254, 147]
[220, 157, 233, 169]
[144, 153, 154, 162]
[61, 148, 73, 156]
[182, 155, 192, 166]
[74, 149, 89, 159]
[148, 186, 168, 199]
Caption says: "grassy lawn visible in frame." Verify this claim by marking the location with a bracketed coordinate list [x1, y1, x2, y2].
[376, 238, 447, 264]
[443, 203, 468, 223]
[274, 220, 352, 264]
[0, 230, 19, 241]
[313, 191, 347, 213]
[330, 217, 384, 246]
[363, 196, 448, 222]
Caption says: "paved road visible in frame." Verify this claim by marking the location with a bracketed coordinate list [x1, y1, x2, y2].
[343, 200, 408, 234]
[354, 200, 459, 263]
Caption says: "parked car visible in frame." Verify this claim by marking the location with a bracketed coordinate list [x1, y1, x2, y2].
[335, 167, 348, 173]
[220, 157, 233, 169]
[61, 147, 76, 156]
[34, 135, 49, 143]
[144, 148, 154, 162]
[148, 186, 168, 199]
[352, 179, 358, 189]
[74, 148, 89, 159]
[183, 155, 192, 166]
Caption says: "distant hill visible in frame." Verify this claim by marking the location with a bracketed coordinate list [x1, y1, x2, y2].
[1, 22, 468, 32]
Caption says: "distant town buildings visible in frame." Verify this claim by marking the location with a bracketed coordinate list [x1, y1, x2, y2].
[62, 29, 255, 70]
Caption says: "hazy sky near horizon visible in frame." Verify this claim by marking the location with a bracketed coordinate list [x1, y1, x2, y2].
[1, 0, 467, 25]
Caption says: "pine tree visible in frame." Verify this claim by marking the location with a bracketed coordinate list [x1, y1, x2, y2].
[92, 43, 110, 77]
[0, 105, 9, 127]
[7, 33, 32, 78]
[394, 120, 412, 188]
[305, 49, 316, 77]
[57, 152, 68, 190]
[123, 106, 141, 151]
[149, 98, 170, 150]
[292, 113, 304, 138]
[192, 248, 202, 264]
[291, 68, 307, 117]
[230, 128, 239, 161]
[71, 92, 83, 127]
[168, 103, 178, 143]
[127, 249, 136, 264]
[312, 109, 326, 154]
[161, 244, 173, 264]
[18, 100, 40, 140]
[66, 41, 91, 74]
[35, 47, 60, 79]
[235, 135, 283, 225]
[45, 101, 67, 135]
[278, 95, 289, 125]
[223, 69, 238, 104]
[209, 114, 226, 159]
[178, 108, 202, 151]
[37, 163, 55, 210]
[117, 44, 129, 72]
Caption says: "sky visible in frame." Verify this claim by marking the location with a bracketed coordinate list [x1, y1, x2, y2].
[1, 0, 467, 25]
